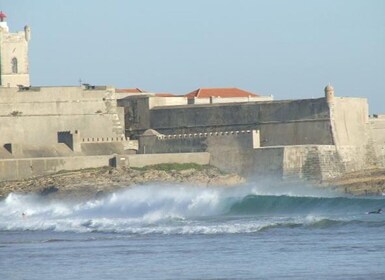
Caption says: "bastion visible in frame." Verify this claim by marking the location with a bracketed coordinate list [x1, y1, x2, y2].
[0, 13, 384, 183]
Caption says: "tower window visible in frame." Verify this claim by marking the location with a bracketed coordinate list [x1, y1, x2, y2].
[12, 57, 18, 73]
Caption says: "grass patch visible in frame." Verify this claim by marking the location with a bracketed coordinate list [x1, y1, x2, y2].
[132, 163, 210, 172]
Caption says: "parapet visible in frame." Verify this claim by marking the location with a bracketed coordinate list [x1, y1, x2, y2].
[156, 130, 254, 140]
[81, 136, 130, 143]
[82, 84, 108, 91]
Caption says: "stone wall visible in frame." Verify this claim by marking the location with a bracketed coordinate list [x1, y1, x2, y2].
[329, 97, 380, 170]
[118, 96, 150, 138]
[115, 153, 210, 168]
[249, 144, 378, 181]
[139, 130, 258, 154]
[138, 130, 259, 175]
[0, 153, 210, 181]
[330, 97, 369, 146]
[0, 86, 126, 146]
[147, 98, 333, 147]
[370, 115, 385, 168]
[0, 155, 113, 180]
[282, 145, 344, 181]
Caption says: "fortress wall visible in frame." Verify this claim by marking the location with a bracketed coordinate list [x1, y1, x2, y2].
[118, 96, 151, 137]
[140, 137, 206, 154]
[282, 145, 344, 181]
[148, 98, 333, 146]
[138, 130, 258, 174]
[370, 116, 385, 145]
[337, 145, 376, 172]
[0, 114, 120, 145]
[206, 131, 258, 174]
[0, 86, 127, 146]
[331, 97, 369, 147]
[0, 155, 112, 181]
[123, 152, 210, 168]
[370, 116, 385, 167]
[0, 152, 210, 181]
[257, 121, 332, 146]
[250, 145, 347, 181]
[139, 130, 257, 154]
[0, 87, 117, 115]
[148, 96, 188, 108]
[329, 97, 380, 170]
[250, 147, 285, 177]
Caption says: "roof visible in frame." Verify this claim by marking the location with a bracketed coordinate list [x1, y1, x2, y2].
[185, 88, 259, 99]
[115, 88, 146, 93]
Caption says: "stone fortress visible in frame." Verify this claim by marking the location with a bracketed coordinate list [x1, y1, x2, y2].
[0, 13, 384, 182]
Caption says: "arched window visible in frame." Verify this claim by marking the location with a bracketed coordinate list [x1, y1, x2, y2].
[12, 57, 18, 73]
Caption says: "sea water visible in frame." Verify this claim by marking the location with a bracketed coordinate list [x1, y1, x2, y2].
[1, 182, 385, 280]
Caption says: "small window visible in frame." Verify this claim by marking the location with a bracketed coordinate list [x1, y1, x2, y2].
[12, 57, 18, 73]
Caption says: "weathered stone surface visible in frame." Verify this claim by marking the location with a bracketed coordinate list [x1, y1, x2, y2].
[323, 168, 385, 196]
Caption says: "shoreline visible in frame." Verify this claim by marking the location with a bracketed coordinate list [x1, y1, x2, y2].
[1, 166, 385, 200]
[0, 165, 245, 200]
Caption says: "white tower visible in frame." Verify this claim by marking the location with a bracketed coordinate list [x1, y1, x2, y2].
[0, 11, 31, 87]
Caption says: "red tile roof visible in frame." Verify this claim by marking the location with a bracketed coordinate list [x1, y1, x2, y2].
[185, 88, 259, 99]
[115, 88, 146, 93]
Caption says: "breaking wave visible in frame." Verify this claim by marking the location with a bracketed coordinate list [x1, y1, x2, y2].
[0, 183, 384, 234]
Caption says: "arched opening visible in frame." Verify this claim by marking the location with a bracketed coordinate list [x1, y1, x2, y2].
[11, 57, 18, 73]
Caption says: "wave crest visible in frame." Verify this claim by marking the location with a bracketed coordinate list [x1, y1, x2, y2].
[1, 184, 384, 234]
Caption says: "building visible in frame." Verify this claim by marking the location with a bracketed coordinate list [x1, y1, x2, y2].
[0, 13, 384, 182]
[119, 85, 385, 180]
[0, 11, 31, 87]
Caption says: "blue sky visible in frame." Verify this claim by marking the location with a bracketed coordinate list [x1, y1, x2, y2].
[2, 0, 385, 113]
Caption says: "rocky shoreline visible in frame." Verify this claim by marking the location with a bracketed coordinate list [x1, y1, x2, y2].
[0, 166, 245, 200]
[1, 166, 385, 200]
[322, 168, 385, 196]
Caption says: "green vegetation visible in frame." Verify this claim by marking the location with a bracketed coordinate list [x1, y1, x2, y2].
[132, 163, 210, 172]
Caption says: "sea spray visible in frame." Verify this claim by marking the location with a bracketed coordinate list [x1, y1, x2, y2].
[0, 183, 384, 234]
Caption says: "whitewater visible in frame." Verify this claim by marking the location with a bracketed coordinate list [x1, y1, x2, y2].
[1, 182, 385, 279]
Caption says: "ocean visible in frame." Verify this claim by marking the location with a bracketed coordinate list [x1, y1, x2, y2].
[1, 182, 384, 280]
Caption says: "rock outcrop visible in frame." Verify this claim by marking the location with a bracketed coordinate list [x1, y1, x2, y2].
[0, 166, 245, 200]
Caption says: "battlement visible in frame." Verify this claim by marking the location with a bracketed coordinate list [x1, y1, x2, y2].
[157, 130, 254, 140]
[82, 136, 130, 143]
[139, 129, 260, 154]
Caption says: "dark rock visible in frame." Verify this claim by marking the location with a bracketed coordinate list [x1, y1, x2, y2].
[39, 185, 59, 196]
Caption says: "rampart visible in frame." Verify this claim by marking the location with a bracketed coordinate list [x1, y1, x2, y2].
[369, 114, 385, 168]
[0, 86, 127, 146]
[138, 129, 259, 175]
[139, 129, 259, 154]
[0, 153, 210, 181]
[146, 98, 333, 147]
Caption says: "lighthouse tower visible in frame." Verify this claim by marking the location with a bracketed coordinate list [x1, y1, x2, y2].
[0, 11, 31, 87]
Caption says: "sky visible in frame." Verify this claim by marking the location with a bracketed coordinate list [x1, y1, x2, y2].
[2, 0, 385, 113]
